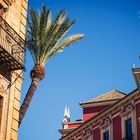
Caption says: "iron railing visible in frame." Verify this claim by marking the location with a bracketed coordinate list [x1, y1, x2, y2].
[0, 16, 25, 70]
[4, 0, 14, 5]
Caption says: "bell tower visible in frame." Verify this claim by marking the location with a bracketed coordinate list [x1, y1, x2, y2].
[0, 0, 28, 140]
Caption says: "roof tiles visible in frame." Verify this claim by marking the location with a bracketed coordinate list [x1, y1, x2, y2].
[80, 89, 126, 105]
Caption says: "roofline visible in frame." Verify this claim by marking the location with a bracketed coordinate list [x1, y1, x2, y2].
[58, 128, 75, 135]
[79, 89, 127, 105]
[60, 88, 138, 140]
[59, 128, 74, 132]
[80, 99, 120, 108]
[114, 89, 127, 95]
[68, 121, 83, 124]
[80, 99, 122, 105]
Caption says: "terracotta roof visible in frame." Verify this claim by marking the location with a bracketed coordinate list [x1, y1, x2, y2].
[80, 89, 126, 105]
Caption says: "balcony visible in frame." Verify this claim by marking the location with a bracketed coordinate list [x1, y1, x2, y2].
[0, 16, 25, 71]
[0, 0, 14, 7]
[4, 0, 14, 5]
[123, 134, 134, 140]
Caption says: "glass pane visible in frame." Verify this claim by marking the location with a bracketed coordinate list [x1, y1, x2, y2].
[103, 131, 109, 140]
[125, 118, 132, 137]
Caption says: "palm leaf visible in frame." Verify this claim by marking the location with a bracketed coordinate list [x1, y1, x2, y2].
[26, 4, 84, 66]
[43, 34, 84, 64]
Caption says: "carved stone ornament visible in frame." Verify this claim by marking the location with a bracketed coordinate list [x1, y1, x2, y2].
[86, 128, 92, 135]
[99, 117, 112, 129]
[82, 128, 92, 140]
[120, 103, 135, 116]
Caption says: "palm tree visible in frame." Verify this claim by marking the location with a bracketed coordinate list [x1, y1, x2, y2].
[19, 4, 84, 127]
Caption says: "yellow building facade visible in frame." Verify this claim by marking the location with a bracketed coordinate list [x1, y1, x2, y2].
[0, 0, 28, 140]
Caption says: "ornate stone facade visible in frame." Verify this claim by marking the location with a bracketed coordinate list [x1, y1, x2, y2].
[0, 0, 28, 140]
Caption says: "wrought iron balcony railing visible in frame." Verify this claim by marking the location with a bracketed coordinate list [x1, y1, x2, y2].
[0, 16, 25, 71]
[123, 134, 134, 140]
[4, 0, 14, 5]
[0, 0, 15, 7]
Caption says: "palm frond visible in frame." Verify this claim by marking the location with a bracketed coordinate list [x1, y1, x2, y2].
[39, 18, 76, 63]
[43, 34, 84, 64]
[26, 40, 38, 64]
[26, 4, 84, 66]
[28, 8, 39, 38]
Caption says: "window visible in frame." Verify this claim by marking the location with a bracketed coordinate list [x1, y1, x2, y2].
[125, 118, 133, 140]
[103, 131, 109, 140]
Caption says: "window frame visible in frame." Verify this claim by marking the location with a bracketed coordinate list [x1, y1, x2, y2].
[101, 126, 112, 140]
[125, 118, 133, 138]
[121, 114, 134, 139]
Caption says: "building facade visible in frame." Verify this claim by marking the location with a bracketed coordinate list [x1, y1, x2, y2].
[0, 0, 28, 140]
[59, 68, 140, 140]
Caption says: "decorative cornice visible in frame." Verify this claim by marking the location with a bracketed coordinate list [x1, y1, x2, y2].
[82, 127, 92, 138]
[120, 102, 135, 117]
[99, 116, 112, 129]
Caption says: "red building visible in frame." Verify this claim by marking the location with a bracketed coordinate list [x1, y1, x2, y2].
[59, 68, 140, 140]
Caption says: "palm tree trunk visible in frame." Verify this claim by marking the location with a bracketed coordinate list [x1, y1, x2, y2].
[19, 77, 40, 127]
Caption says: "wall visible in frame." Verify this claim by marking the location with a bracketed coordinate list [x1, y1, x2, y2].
[83, 105, 110, 122]
[5, 0, 28, 39]
[67, 122, 82, 129]
[113, 115, 122, 140]
[0, 0, 28, 140]
[93, 128, 100, 140]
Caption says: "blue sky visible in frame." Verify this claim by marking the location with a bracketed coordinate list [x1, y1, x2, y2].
[19, 0, 140, 139]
